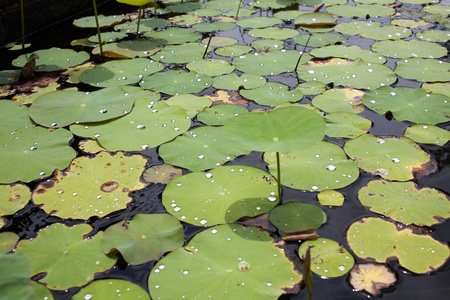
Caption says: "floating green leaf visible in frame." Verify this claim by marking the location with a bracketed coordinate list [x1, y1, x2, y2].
[162, 165, 279, 226]
[240, 82, 303, 106]
[140, 70, 212, 95]
[404, 124, 450, 146]
[197, 104, 249, 126]
[293, 33, 347, 47]
[347, 217, 449, 274]
[297, 81, 326, 95]
[0, 232, 19, 253]
[73, 15, 124, 28]
[236, 16, 282, 28]
[310, 45, 386, 64]
[0, 70, 20, 84]
[251, 39, 284, 51]
[416, 30, 450, 42]
[148, 224, 301, 299]
[16, 224, 116, 289]
[215, 45, 252, 57]
[32, 152, 148, 219]
[335, 21, 411, 40]
[165, 94, 211, 118]
[115, 18, 170, 33]
[151, 43, 206, 64]
[250, 0, 297, 9]
[0, 127, 75, 183]
[264, 141, 359, 191]
[0, 100, 34, 134]
[72, 279, 150, 300]
[317, 190, 345, 206]
[344, 134, 433, 181]
[371, 40, 447, 59]
[422, 82, 450, 97]
[101, 214, 184, 265]
[91, 40, 162, 58]
[298, 238, 355, 278]
[325, 112, 371, 138]
[249, 27, 299, 40]
[187, 59, 235, 77]
[358, 180, 450, 226]
[192, 21, 236, 32]
[270, 202, 327, 231]
[326, 4, 394, 18]
[395, 58, 450, 82]
[295, 12, 336, 27]
[212, 73, 266, 90]
[87, 32, 126, 43]
[0, 183, 30, 215]
[312, 88, 365, 114]
[144, 27, 201, 45]
[201, 36, 238, 47]
[143, 164, 182, 185]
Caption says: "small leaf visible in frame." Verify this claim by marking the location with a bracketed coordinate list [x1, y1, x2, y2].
[349, 263, 397, 296]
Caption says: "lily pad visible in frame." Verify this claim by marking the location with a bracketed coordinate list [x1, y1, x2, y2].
[12, 82, 69, 105]
[167, 2, 202, 12]
[371, 40, 447, 59]
[344, 134, 434, 181]
[29, 87, 135, 128]
[144, 27, 201, 45]
[187, 59, 235, 77]
[298, 238, 355, 278]
[91, 40, 162, 58]
[297, 58, 396, 90]
[73, 15, 124, 28]
[143, 164, 182, 184]
[140, 70, 212, 95]
[164, 94, 211, 118]
[169, 14, 203, 26]
[250, 0, 297, 9]
[87, 32, 126, 43]
[32, 152, 148, 219]
[205, 90, 250, 106]
[295, 12, 336, 27]
[224, 106, 325, 153]
[78, 139, 107, 154]
[151, 43, 207, 64]
[264, 141, 359, 191]
[362, 86, 450, 124]
[192, 21, 236, 32]
[422, 82, 450, 97]
[215, 45, 252, 57]
[162, 165, 279, 226]
[324, 112, 371, 138]
[335, 21, 411, 40]
[149, 224, 301, 299]
[358, 180, 450, 226]
[310, 45, 386, 64]
[0, 100, 34, 134]
[80, 58, 163, 87]
[293, 33, 347, 47]
[236, 17, 282, 29]
[395, 58, 450, 82]
[0, 127, 76, 183]
[12, 48, 90, 72]
[251, 39, 285, 51]
[114, 18, 170, 33]
[391, 19, 429, 28]
[349, 263, 397, 296]
[72, 279, 150, 300]
[297, 81, 326, 95]
[101, 213, 184, 265]
[213, 73, 266, 90]
[201, 36, 238, 47]
[197, 104, 249, 126]
[416, 30, 450, 42]
[0, 183, 31, 215]
[240, 82, 303, 106]
[312, 88, 365, 114]
[0, 70, 20, 84]
[404, 124, 450, 146]
[0, 232, 20, 253]
[159, 126, 251, 172]
[70, 98, 190, 151]
[326, 4, 395, 18]
[249, 27, 299, 40]
[317, 190, 345, 206]
[347, 217, 449, 274]
[269, 202, 327, 231]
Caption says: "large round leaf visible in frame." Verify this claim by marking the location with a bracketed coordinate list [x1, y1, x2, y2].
[91, 40, 162, 58]
[269, 202, 327, 231]
[212, 73, 266, 90]
[371, 40, 447, 59]
[347, 217, 449, 274]
[151, 43, 206, 64]
[29, 87, 135, 128]
[240, 82, 303, 106]
[236, 16, 282, 28]
[164, 94, 211, 118]
[196, 104, 249, 125]
[101, 214, 184, 265]
[362, 86, 450, 124]
[12, 48, 89, 72]
[395, 58, 450, 82]
[326, 4, 394, 18]
[335, 21, 411, 40]
[159, 126, 251, 172]
[0, 101, 34, 134]
[324, 112, 371, 138]
[70, 99, 190, 151]
[249, 27, 299, 40]
[310, 45, 386, 64]
[32, 152, 149, 219]
[72, 279, 150, 300]
[139, 70, 212, 95]
[144, 28, 201, 45]
[344, 134, 433, 181]
[162, 165, 279, 226]
[293, 32, 347, 47]
[15, 224, 117, 290]
[186, 59, 235, 77]
[224, 107, 325, 153]
[312, 88, 365, 114]
[0, 127, 75, 183]
[264, 141, 359, 191]
[148, 224, 301, 299]
[358, 180, 450, 226]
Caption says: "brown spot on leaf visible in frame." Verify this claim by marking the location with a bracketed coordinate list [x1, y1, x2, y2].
[34, 189, 46, 194]
[100, 181, 119, 192]
[412, 157, 438, 180]
[122, 187, 129, 193]
[9, 194, 21, 202]
[206, 90, 249, 107]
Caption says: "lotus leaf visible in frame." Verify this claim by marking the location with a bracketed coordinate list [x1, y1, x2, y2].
[0, 183, 30, 215]
[0, 70, 20, 84]
[225, 106, 325, 153]
[344, 134, 433, 181]
[16, 224, 116, 289]
[297, 58, 396, 90]
[312, 88, 365, 114]
[63, 62, 95, 84]
[362, 86, 450, 124]
[424, 4, 450, 15]
[160, 126, 251, 172]
[250, 0, 297, 9]
[349, 263, 396, 296]
[115, 18, 170, 33]
[249, 27, 299, 40]
[72, 279, 150, 300]
[164, 94, 211, 118]
[269, 202, 327, 231]
[91, 40, 162, 58]
[236, 17, 282, 29]
[422, 82, 450, 97]
[264, 141, 359, 191]
[197, 104, 249, 126]
[222, 8, 256, 17]
[358, 180, 450, 226]
[88, 32, 126, 43]
[101, 213, 184, 265]
[151, 43, 207, 64]
[192, 21, 236, 32]
[169, 14, 203, 26]
[296, 0, 323, 5]
[317, 190, 345, 206]
[78, 139, 107, 154]
[140, 70, 212, 95]
[297, 81, 326, 95]
[148, 224, 301, 299]
[80, 58, 163, 87]
[233, 50, 313, 76]
[298, 238, 355, 278]
[32, 152, 148, 219]
[187, 59, 235, 77]
[201, 36, 238, 47]
[295, 12, 336, 27]
[206, 90, 250, 106]
[335, 21, 411, 40]
[213, 73, 266, 90]
[168, 2, 202, 12]
[0, 232, 19, 253]
[73, 15, 124, 28]
[29, 87, 135, 128]
[326, 4, 395, 18]
[203, 0, 241, 10]
[325, 112, 371, 138]
[371, 40, 447, 59]
[162, 165, 279, 226]
[293, 32, 347, 47]
[404, 124, 450, 146]
[215, 45, 252, 57]
[190, 8, 222, 17]
[416, 30, 450, 42]
[240, 82, 303, 106]
[310, 45, 386, 64]
[144, 27, 201, 44]
[0, 127, 75, 183]
[251, 39, 284, 51]
[13, 48, 89, 72]
[391, 19, 429, 28]
[395, 58, 450, 82]
[0, 101, 34, 134]
[347, 217, 449, 274]
[143, 164, 182, 184]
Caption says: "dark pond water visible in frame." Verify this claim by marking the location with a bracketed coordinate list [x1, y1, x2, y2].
[1, 0, 449, 299]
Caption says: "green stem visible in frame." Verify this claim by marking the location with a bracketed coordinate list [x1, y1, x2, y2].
[92, 0, 104, 57]
[202, 34, 213, 59]
[20, 0, 25, 51]
[236, 0, 243, 18]
[294, 34, 311, 72]
[137, 6, 142, 37]
[276, 151, 282, 200]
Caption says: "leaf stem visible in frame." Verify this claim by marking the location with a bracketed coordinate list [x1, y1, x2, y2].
[276, 151, 282, 200]
[236, 0, 243, 18]
[20, 0, 25, 51]
[203, 34, 213, 59]
[294, 34, 311, 72]
[137, 6, 142, 37]
[92, 0, 104, 57]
